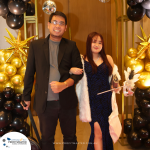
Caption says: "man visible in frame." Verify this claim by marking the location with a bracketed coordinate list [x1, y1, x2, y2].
[22, 11, 83, 150]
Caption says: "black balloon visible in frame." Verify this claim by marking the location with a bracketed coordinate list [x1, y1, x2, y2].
[0, 108, 12, 128]
[21, 110, 28, 119]
[26, 1, 35, 16]
[14, 93, 22, 103]
[135, 0, 143, 3]
[142, 107, 150, 117]
[0, 0, 9, 16]
[135, 98, 142, 108]
[9, 116, 24, 130]
[147, 123, 150, 132]
[140, 99, 150, 108]
[0, 128, 6, 136]
[8, 0, 27, 15]
[2, 13, 8, 19]
[28, 136, 41, 150]
[141, 0, 150, 9]
[19, 122, 30, 136]
[22, 0, 31, 2]
[145, 88, 150, 99]
[13, 103, 25, 115]
[6, 12, 24, 29]
[0, 93, 5, 108]
[127, 0, 137, 6]
[135, 87, 147, 99]
[134, 108, 142, 116]
[124, 119, 132, 134]
[127, 131, 143, 148]
[3, 87, 14, 99]
[133, 115, 147, 130]
[139, 128, 149, 139]
[4, 100, 15, 111]
[145, 139, 150, 148]
[127, 3, 146, 22]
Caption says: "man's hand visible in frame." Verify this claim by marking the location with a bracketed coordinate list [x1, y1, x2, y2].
[50, 81, 66, 93]
[21, 101, 31, 110]
[70, 67, 83, 75]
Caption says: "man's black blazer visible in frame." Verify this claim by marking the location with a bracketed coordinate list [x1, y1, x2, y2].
[23, 35, 83, 114]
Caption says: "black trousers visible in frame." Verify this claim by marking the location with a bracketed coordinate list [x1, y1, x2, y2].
[37, 101, 77, 150]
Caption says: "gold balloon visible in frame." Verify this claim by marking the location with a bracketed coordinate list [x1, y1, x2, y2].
[4, 50, 15, 62]
[11, 57, 22, 68]
[4, 81, 14, 89]
[126, 58, 144, 73]
[124, 55, 131, 67]
[127, 48, 138, 58]
[14, 84, 24, 94]
[22, 56, 27, 63]
[145, 58, 150, 72]
[0, 72, 9, 83]
[11, 75, 23, 86]
[138, 52, 146, 59]
[5, 64, 17, 76]
[135, 72, 150, 89]
[147, 49, 150, 59]
[17, 64, 26, 78]
[0, 63, 10, 72]
[137, 44, 143, 51]
[0, 83, 4, 92]
[0, 51, 5, 64]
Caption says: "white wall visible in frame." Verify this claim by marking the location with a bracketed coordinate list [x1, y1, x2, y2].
[0, 16, 19, 49]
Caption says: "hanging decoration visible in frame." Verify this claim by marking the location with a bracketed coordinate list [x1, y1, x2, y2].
[42, 0, 56, 15]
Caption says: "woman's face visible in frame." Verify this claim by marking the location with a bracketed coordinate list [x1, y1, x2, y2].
[91, 36, 102, 54]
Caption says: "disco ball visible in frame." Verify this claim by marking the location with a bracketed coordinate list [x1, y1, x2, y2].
[42, 0, 56, 15]
[99, 0, 110, 3]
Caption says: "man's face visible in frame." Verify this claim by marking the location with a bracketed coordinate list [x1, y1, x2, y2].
[48, 15, 67, 41]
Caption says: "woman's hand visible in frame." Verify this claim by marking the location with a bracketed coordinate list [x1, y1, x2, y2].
[113, 84, 121, 93]
[70, 67, 83, 75]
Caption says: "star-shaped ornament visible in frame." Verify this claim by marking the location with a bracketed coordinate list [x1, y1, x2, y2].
[0, 28, 36, 65]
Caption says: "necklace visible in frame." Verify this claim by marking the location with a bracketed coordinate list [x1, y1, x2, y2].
[94, 55, 100, 63]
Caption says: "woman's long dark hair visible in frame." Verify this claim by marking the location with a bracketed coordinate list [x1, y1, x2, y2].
[84, 32, 112, 75]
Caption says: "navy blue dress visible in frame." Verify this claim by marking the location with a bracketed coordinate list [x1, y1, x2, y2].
[84, 60, 113, 150]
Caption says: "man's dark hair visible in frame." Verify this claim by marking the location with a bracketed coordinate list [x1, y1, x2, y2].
[49, 11, 67, 25]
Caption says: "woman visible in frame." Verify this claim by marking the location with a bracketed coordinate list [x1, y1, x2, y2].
[70, 32, 121, 150]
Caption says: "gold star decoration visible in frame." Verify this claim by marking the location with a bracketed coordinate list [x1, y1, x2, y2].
[136, 26, 150, 60]
[0, 28, 36, 65]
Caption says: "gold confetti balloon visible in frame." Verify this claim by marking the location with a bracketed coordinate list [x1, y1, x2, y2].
[145, 58, 150, 72]
[124, 55, 131, 67]
[0, 73, 9, 83]
[0, 51, 5, 64]
[5, 64, 17, 76]
[4, 81, 14, 89]
[17, 64, 26, 78]
[127, 48, 138, 58]
[135, 72, 150, 89]
[11, 57, 22, 68]
[0, 63, 10, 72]
[11, 75, 23, 86]
[126, 58, 144, 73]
